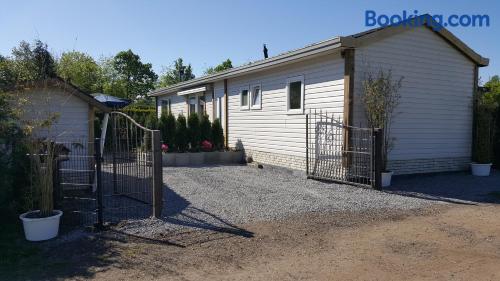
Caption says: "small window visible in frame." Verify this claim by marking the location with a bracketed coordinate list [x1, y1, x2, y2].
[286, 76, 304, 113]
[199, 95, 206, 115]
[216, 97, 222, 119]
[251, 84, 262, 110]
[240, 87, 249, 110]
[161, 99, 171, 115]
[189, 97, 197, 115]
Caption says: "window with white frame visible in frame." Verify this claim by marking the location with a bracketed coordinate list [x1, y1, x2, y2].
[199, 95, 206, 115]
[286, 75, 304, 113]
[250, 84, 262, 109]
[240, 87, 249, 110]
[161, 99, 171, 115]
[189, 97, 197, 115]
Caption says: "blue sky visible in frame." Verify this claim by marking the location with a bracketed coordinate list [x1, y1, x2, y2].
[0, 0, 497, 82]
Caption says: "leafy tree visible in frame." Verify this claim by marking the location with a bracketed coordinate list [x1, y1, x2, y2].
[187, 113, 200, 151]
[211, 118, 224, 150]
[157, 58, 195, 88]
[484, 75, 500, 100]
[175, 114, 188, 152]
[100, 50, 157, 100]
[144, 113, 158, 129]
[199, 114, 212, 142]
[483, 75, 500, 166]
[10, 40, 56, 82]
[159, 112, 176, 149]
[57, 51, 101, 93]
[0, 55, 15, 91]
[204, 59, 233, 75]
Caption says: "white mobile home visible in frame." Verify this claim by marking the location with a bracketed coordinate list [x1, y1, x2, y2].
[150, 16, 488, 175]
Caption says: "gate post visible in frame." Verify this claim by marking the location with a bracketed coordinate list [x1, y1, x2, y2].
[151, 130, 163, 218]
[373, 129, 383, 190]
[94, 138, 104, 228]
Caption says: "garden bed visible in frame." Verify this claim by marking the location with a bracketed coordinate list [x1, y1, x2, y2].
[162, 150, 244, 166]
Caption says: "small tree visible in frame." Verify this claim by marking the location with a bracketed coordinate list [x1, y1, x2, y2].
[175, 114, 188, 152]
[144, 113, 158, 130]
[200, 114, 212, 143]
[212, 118, 224, 150]
[362, 69, 403, 171]
[159, 112, 176, 150]
[187, 113, 200, 151]
[474, 93, 498, 163]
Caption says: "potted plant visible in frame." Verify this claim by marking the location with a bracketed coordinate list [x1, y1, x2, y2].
[19, 140, 63, 241]
[362, 69, 403, 187]
[471, 93, 497, 176]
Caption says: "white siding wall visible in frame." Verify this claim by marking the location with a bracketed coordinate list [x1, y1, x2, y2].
[157, 94, 187, 118]
[227, 53, 344, 159]
[352, 26, 475, 165]
[23, 89, 89, 142]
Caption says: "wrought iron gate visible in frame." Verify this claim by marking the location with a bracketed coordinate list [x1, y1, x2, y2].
[306, 109, 382, 189]
[56, 111, 163, 227]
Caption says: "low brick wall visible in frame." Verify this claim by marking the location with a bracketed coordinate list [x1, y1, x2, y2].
[244, 149, 306, 171]
[244, 149, 470, 175]
[388, 157, 470, 175]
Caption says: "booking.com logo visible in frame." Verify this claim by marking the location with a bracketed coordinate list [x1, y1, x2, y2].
[365, 11, 490, 30]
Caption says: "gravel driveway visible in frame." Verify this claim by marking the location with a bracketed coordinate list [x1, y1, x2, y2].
[116, 165, 436, 236]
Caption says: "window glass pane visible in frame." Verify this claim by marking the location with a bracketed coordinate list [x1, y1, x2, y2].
[252, 86, 261, 106]
[189, 104, 196, 114]
[217, 97, 222, 119]
[161, 100, 170, 115]
[289, 81, 302, 110]
[241, 90, 248, 106]
[199, 96, 205, 114]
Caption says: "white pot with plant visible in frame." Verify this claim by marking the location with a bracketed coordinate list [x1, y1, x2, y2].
[471, 93, 497, 176]
[19, 140, 63, 241]
[362, 68, 403, 188]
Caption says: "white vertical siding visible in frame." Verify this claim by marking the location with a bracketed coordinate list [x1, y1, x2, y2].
[352, 26, 475, 162]
[23, 89, 90, 142]
[227, 53, 344, 158]
[157, 94, 187, 118]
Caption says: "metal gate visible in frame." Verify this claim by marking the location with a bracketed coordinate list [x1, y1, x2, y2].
[56, 111, 163, 227]
[306, 109, 382, 189]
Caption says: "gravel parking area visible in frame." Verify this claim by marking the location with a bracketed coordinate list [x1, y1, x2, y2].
[116, 165, 436, 236]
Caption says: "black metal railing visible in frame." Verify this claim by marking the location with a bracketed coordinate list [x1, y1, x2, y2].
[306, 109, 382, 189]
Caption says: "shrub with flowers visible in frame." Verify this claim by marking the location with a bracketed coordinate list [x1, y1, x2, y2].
[201, 140, 213, 152]
[161, 143, 169, 153]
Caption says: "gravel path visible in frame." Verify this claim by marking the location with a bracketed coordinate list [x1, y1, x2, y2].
[116, 165, 437, 236]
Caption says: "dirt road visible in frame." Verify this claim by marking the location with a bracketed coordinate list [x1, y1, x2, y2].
[9, 204, 500, 280]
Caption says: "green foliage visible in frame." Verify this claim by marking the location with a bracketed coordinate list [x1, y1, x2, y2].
[187, 113, 200, 151]
[175, 114, 188, 152]
[144, 113, 158, 130]
[474, 93, 498, 164]
[204, 59, 233, 75]
[157, 58, 195, 88]
[0, 56, 15, 91]
[362, 69, 403, 171]
[159, 112, 176, 148]
[56, 51, 101, 93]
[200, 114, 212, 142]
[483, 76, 500, 166]
[108, 50, 158, 100]
[10, 40, 56, 82]
[211, 118, 224, 150]
[121, 107, 155, 126]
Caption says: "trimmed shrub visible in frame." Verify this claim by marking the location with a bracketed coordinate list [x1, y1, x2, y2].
[200, 114, 212, 143]
[175, 114, 188, 152]
[212, 118, 224, 150]
[144, 113, 158, 130]
[159, 112, 176, 150]
[187, 113, 200, 151]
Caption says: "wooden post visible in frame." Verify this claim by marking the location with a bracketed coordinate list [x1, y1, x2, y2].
[374, 128, 383, 190]
[306, 113, 309, 177]
[342, 48, 355, 168]
[224, 79, 229, 149]
[151, 130, 163, 218]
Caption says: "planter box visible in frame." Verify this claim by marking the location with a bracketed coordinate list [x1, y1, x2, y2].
[175, 153, 190, 166]
[162, 153, 176, 166]
[162, 151, 244, 167]
[190, 152, 205, 166]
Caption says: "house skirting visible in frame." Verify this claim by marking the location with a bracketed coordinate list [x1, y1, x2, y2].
[388, 157, 470, 175]
[244, 149, 306, 171]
